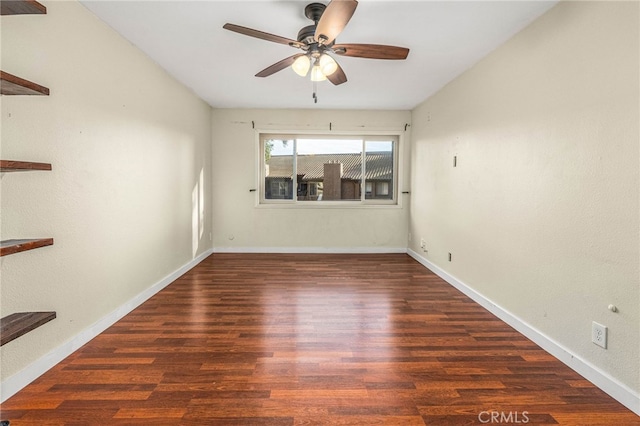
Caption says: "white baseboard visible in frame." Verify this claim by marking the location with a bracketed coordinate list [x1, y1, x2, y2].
[0, 248, 214, 403]
[407, 248, 640, 416]
[213, 246, 407, 254]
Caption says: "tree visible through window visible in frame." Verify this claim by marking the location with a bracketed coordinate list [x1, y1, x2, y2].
[261, 134, 397, 205]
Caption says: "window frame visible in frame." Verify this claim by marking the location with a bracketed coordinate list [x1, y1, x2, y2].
[258, 131, 401, 208]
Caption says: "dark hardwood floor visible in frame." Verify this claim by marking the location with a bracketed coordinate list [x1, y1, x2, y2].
[1, 254, 638, 425]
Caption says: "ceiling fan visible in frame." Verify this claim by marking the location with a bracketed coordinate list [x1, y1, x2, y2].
[223, 0, 409, 100]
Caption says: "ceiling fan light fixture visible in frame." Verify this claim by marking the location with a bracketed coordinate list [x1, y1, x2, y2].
[310, 64, 327, 82]
[292, 55, 311, 77]
[319, 54, 338, 76]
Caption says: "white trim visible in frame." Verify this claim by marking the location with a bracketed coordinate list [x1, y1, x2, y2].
[213, 246, 407, 254]
[407, 248, 640, 416]
[254, 202, 402, 210]
[0, 248, 214, 403]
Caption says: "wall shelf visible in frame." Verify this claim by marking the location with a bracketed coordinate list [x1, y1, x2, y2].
[0, 0, 46, 16]
[0, 238, 54, 257]
[0, 160, 52, 172]
[0, 0, 57, 394]
[0, 312, 56, 346]
[1, 71, 49, 96]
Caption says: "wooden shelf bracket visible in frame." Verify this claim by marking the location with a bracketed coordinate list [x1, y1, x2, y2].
[0, 70, 49, 96]
[0, 160, 52, 172]
[0, 238, 54, 257]
[0, 312, 56, 346]
[0, 0, 46, 16]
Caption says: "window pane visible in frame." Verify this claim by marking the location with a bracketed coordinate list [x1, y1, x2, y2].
[364, 140, 394, 200]
[296, 139, 363, 201]
[260, 134, 397, 205]
[264, 139, 294, 200]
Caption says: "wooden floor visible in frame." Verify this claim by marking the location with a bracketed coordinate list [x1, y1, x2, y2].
[1, 254, 638, 425]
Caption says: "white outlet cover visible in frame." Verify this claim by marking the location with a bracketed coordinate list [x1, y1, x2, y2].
[592, 322, 608, 349]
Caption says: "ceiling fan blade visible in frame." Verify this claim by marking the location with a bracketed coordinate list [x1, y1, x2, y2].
[256, 54, 305, 78]
[223, 23, 304, 48]
[314, 0, 358, 45]
[333, 43, 409, 60]
[327, 62, 347, 86]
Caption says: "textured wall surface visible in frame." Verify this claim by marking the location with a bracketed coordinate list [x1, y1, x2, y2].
[410, 1, 639, 393]
[1, 1, 212, 383]
[211, 108, 411, 251]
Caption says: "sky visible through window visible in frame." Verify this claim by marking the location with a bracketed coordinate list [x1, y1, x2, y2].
[270, 139, 392, 156]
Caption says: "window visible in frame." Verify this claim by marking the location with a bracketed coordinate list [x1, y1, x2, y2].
[270, 181, 289, 198]
[261, 134, 398, 205]
[376, 182, 390, 197]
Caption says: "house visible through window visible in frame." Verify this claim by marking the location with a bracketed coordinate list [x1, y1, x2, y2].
[261, 134, 398, 205]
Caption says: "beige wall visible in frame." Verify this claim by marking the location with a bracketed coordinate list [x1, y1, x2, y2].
[410, 0, 639, 395]
[1, 0, 212, 383]
[2, 0, 637, 411]
[211, 108, 411, 251]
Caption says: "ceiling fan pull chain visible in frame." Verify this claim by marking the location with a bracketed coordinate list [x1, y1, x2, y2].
[313, 80, 318, 104]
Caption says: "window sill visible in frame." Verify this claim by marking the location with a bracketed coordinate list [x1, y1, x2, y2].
[256, 201, 401, 209]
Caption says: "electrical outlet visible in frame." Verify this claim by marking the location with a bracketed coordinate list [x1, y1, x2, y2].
[592, 322, 607, 349]
[420, 239, 425, 249]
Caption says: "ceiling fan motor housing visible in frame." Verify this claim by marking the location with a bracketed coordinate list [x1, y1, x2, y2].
[299, 3, 327, 45]
[297, 25, 317, 44]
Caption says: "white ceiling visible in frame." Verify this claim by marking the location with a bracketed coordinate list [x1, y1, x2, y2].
[80, 1, 557, 110]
